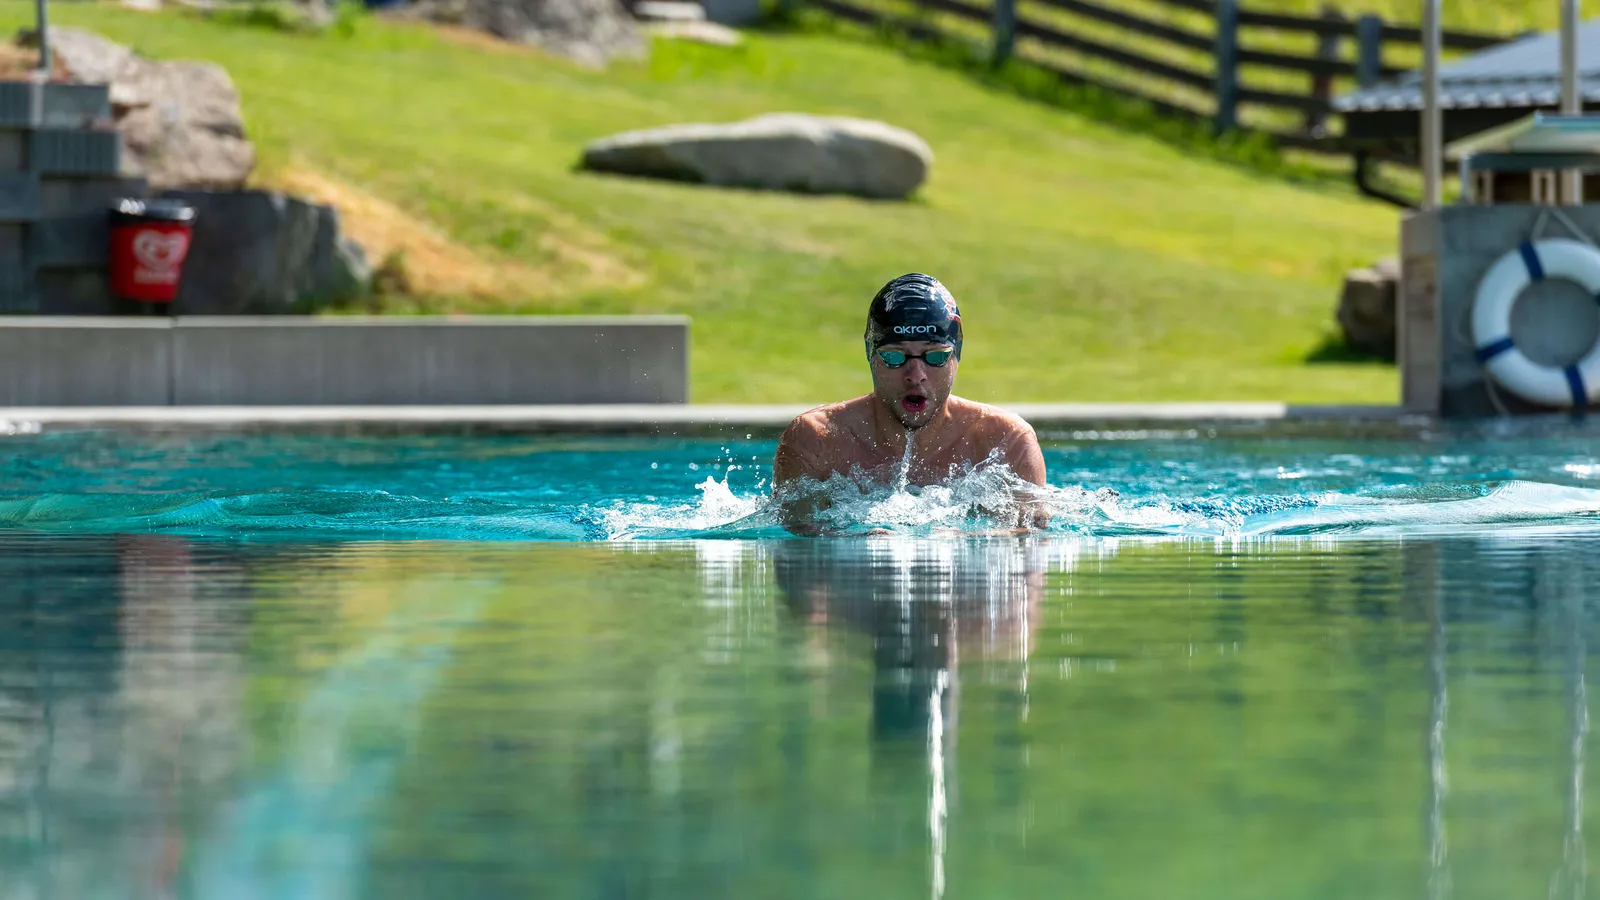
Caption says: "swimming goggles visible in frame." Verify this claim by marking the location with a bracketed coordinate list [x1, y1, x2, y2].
[877, 347, 954, 368]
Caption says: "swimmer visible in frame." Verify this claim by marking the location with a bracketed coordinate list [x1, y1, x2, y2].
[772, 272, 1047, 533]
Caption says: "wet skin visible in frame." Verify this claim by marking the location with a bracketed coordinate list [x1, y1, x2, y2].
[771, 340, 1047, 533]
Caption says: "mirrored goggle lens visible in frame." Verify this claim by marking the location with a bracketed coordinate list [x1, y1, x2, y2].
[878, 349, 954, 367]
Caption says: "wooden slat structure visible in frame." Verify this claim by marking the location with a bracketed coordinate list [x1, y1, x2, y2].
[800, 0, 1517, 157]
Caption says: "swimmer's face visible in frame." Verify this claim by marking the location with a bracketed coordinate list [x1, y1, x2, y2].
[869, 341, 958, 429]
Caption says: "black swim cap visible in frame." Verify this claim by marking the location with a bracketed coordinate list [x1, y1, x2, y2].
[864, 273, 963, 359]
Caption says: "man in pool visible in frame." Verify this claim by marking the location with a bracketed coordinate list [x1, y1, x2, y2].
[771, 272, 1047, 533]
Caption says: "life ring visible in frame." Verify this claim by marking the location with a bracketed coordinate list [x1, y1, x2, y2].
[1471, 237, 1600, 409]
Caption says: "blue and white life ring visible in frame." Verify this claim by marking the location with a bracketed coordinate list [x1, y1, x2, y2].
[1471, 238, 1600, 409]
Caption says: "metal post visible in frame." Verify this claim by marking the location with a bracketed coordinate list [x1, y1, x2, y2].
[1356, 14, 1383, 88]
[1305, 5, 1344, 137]
[991, 0, 1016, 68]
[1213, 0, 1240, 134]
[1420, 0, 1442, 209]
[33, 0, 48, 78]
[1561, 0, 1583, 204]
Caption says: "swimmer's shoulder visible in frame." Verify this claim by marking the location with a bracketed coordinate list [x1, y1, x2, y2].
[776, 397, 872, 477]
[784, 397, 874, 443]
[947, 396, 1038, 444]
[950, 397, 1046, 484]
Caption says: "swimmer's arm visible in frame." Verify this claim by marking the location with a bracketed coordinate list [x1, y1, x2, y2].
[772, 417, 836, 535]
[1003, 423, 1046, 485]
[1001, 422, 1050, 529]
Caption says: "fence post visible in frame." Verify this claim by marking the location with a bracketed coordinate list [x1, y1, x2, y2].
[1213, 0, 1239, 133]
[992, 0, 1016, 67]
[1305, 5, 1344, 136]
[1356, 13, 1383, 87]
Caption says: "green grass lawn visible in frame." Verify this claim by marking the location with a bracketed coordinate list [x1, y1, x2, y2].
[3, 1, 1416, 404]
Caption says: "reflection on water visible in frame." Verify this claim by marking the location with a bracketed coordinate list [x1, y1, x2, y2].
[771, 539, 1047, 900]
[0, 533, 1594, 898]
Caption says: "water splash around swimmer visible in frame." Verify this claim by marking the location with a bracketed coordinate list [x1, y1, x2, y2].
[590, 461, 1600, 541]
[595, 448, 1126, 540]
[893, 428, 915, 494]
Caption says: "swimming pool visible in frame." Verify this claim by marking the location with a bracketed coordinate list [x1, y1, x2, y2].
[1, 420, 1598, 897]
[5, 418, 1600, 540]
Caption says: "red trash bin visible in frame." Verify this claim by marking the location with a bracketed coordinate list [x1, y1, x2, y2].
[109, 199, 196, 310]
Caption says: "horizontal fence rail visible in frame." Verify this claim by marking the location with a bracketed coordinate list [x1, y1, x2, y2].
[801, 0, 1518, 153]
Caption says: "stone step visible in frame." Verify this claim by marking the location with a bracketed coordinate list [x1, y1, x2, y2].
[0, 82, 111, 130]
[0, 267, 34, 314]
[31, 213, 109, 269]
[36, 268, 113, 315]
[30, 129, 120, 176]
[0, 175, 39, 222]
[0, 223, 22, 266]
[40, 176, 147, 217]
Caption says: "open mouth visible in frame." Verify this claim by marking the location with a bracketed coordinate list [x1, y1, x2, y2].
[901, 394, 928, 414]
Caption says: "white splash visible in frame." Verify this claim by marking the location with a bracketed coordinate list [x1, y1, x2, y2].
[893, 428, 916, 494]
[590, 461, 1600, 542]
[597, 475, 769, 540]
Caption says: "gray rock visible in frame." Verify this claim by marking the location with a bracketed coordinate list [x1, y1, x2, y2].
[160, 189, 371, 314]
[49, 27, 254, 191]
[308, 205, 374, 304]
[581, 113, 933, 199]
[396, 0, 646, 68]
[1337, 261, 1397, 361]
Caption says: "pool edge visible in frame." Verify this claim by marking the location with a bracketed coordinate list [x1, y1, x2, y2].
[0, 403, 1426, 438]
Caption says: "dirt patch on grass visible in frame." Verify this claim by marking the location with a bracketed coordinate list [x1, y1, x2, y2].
[267, 167, 643, 303]
[384, 19, 558, 60]
[0, 43, 72, 81]
[420, 23, 530, 56]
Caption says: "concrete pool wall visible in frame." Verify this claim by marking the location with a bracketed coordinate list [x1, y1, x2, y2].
[0, 402, 1423, 441]
[0, 316, 690, 406]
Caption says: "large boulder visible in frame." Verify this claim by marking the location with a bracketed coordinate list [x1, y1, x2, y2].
[1336, 256, 1398, 361]
[161, 189, 371, 314]
[580, 113, 933, 199]
[395, 0, 646, 67]
[48, 27, 254, 191]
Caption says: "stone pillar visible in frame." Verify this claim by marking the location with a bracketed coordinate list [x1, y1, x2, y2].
[1399, 209, 1441, 414]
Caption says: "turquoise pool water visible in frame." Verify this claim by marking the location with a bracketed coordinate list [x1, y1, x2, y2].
[5, 422, 1600, 539]
[1, 423, 1599, 897]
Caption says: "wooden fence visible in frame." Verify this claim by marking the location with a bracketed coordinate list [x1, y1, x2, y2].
[802, 0, 1513, 151]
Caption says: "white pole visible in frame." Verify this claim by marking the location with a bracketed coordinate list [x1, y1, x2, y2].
[1561, 0, 1583, 204]
[1421, 0, 1442, 209]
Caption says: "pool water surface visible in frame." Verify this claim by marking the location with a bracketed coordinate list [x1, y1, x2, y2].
[0, 422, 1597, 898]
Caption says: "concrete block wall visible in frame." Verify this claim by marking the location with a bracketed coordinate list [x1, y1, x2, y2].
[0, 316, 691, 406]
[0, 79, 149, 315]
[0, 317, 172, 405]
[1399, 205, 1600, 417]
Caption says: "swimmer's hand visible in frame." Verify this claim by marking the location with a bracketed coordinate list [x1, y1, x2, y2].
[773, 484, 840, 536]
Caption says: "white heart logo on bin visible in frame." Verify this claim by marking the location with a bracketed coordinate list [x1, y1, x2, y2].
[132, 232, 189, 272]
